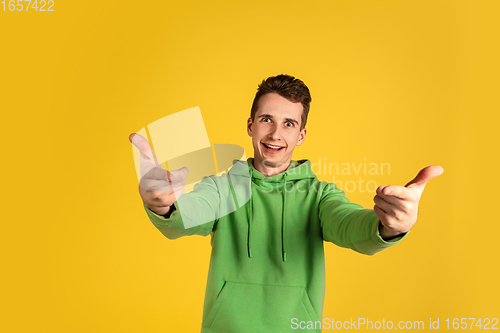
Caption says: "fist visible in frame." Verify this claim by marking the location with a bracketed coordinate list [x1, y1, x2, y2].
[374, 165, 444, 239]
[129, 133, 189, 216]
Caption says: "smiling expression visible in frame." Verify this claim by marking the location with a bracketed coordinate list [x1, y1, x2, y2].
[247, 92, 307, 176]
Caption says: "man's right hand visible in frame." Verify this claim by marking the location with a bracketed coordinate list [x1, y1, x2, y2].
[129, 133, 189, 216]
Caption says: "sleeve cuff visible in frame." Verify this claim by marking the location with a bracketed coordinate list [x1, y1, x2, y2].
[144, 201, 180, 225]
[373, 219, 409, 245]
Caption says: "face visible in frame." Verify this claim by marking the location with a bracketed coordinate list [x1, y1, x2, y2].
[247, 92, 307, 176]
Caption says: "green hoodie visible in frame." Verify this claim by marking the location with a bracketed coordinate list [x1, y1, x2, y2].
[144, 158, 407, 332]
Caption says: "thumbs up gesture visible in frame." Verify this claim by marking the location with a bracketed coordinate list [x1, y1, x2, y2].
[129, 133, 189, 216]
[373, 165, 444, 240]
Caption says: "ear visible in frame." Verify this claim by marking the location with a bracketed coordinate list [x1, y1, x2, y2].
[247, 117, 253, 137]
[296, 128, 307, 146]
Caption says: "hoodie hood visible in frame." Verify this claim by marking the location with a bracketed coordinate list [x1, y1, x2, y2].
[227, 157, 317, 262]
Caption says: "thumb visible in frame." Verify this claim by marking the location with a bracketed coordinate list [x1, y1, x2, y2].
[169, 167, 190, 201]
[405, 165, 444, 188]
[129, 132, 159, 165]
[168, 166, 190, 183]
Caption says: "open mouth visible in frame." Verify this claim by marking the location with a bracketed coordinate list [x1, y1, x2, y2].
[262, 142, 285, 152]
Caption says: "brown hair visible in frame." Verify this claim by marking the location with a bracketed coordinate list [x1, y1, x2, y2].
[250, 74, 312, 130]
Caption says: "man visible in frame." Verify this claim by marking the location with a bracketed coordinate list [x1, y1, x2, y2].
[129, 74, 443, 332]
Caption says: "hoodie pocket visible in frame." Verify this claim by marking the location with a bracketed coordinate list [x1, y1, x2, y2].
[204, 281, 320, 333]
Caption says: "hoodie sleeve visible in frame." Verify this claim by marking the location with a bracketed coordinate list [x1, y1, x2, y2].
[318, 181, 408, 255]
[143, 175, 221, 240]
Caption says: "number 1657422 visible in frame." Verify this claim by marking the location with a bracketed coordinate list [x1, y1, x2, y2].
[2, 0, 55, 11]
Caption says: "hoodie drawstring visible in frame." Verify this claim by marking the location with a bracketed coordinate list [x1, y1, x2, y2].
[247, 168, 253, 258]
[282, 174, 287, 262]
[243, 164, 288, 262]
[247, 192, 253, 258]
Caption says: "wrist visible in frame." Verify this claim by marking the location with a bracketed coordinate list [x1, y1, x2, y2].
[378, 222, 404, 241]
[161, 204, 175, 218]
[148, 205, 172, 217]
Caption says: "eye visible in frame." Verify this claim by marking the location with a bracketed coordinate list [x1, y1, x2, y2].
[262, 117, 270, 123]
[285, 122, 293, 127]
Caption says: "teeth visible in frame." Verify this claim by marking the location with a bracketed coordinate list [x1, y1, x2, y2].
[264, 143, 283, 149]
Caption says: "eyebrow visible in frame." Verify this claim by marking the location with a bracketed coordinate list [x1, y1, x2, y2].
[258, 114, 299, 126]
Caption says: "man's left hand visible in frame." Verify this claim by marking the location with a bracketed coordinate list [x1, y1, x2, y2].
[373, 165, 444, 240]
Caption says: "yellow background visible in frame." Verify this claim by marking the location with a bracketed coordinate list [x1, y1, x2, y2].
[2, 0, 499, 332]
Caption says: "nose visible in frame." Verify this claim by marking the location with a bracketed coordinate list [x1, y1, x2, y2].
[268, 123, 282, 141]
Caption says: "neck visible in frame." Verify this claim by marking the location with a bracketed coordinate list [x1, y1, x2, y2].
[252, 158, 291, 177]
